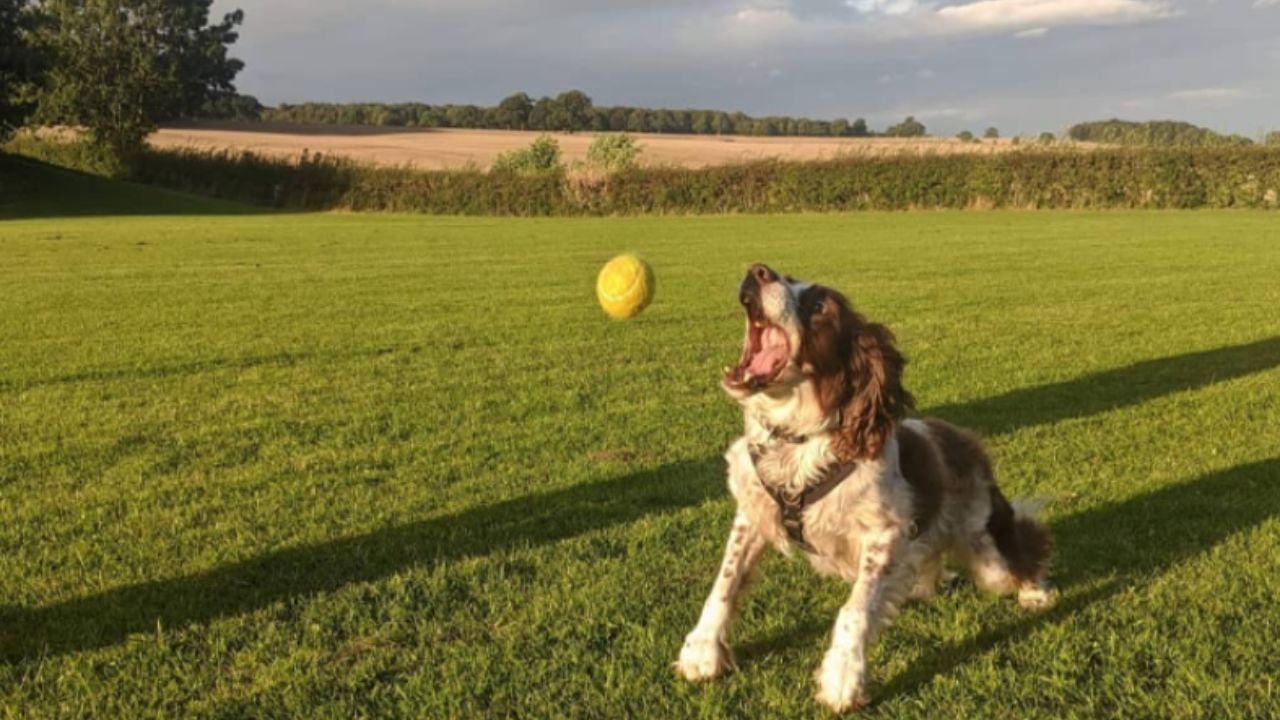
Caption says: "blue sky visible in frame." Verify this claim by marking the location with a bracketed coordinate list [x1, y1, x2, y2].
[213, 0, 1280, 136]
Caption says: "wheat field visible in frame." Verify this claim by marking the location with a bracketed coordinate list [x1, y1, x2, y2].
[148, 122, 1028, 170]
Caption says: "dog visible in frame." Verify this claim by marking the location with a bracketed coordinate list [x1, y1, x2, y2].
[675, 264, 1053, 712]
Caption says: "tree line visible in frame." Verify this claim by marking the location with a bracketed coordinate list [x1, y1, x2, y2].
[1067, 119, 1259, 147]
[254, 91, 935, 138]
[0, 0, 245, 174]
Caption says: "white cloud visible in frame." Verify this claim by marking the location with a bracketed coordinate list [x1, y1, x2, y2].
[846, 0, 919, 14]
[1254, 0, 1279, 7]
[1013, 26, 1050, 38]
[937, 0, 1175, 33]
[1166, 86, 1249, 101]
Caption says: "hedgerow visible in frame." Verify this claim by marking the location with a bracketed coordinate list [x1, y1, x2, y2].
[7, 135, 1280, 214]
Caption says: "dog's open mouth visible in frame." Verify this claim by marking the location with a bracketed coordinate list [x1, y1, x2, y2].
[724, 303, 790, 391]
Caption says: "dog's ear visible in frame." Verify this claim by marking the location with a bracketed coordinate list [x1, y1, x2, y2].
[825, 319, 914, 462]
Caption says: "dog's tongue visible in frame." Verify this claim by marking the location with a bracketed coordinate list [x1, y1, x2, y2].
[747, 326, 788, 375]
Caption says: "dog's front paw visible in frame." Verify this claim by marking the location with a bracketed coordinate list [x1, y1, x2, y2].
[1018, 581, 1056, 611]
[674, 634, 734, 682]
[815, 649, 869, 713]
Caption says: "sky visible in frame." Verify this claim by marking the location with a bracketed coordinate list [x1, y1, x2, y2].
[211, 0, 1280, 136]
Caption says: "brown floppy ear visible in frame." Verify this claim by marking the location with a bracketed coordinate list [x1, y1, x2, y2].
[828, 321, 915, 462]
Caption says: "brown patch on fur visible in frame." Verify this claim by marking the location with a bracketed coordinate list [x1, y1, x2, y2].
[797, 286, 915, 462]
[922, 418, 992, 487]
[923, 417, 1052, 581]
[867, 542, 891, 556]
[895, 425, 945, 535]
[985, 485, 1053, 582]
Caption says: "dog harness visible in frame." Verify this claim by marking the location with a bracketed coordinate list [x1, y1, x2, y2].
[748, 426, 858, 554]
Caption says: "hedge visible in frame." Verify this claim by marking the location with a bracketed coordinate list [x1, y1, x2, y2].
[7, 136, 1280, 214]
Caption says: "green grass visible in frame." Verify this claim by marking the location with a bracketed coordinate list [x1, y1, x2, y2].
[2, 159, 1280, 718]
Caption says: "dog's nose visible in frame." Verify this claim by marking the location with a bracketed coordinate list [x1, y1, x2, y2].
[748, 263, 778, 285]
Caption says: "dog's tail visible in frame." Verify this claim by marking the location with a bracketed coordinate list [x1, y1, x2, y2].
[986, 486, 1053, 584]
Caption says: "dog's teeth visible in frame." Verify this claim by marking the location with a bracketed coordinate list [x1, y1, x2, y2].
[743, 372, 754, 383]
[753, 321, 765, 328]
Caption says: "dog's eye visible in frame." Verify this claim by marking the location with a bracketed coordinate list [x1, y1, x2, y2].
[810, 301, 825, 316]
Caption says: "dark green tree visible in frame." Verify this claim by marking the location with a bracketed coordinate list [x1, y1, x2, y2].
[34, 0, 245, 171]
[495, 92, 532, 130]
[850, 117, 868, 137]
[886, 116, 925, 137]
[0, 0, 42, 138]
[553, 89, 593, 131]
[983, 126, 999, 139]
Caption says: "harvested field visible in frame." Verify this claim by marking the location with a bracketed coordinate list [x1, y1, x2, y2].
[149, 121, 1030, 170]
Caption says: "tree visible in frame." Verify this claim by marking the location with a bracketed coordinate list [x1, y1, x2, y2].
[526, 97, 553, 130]
[34, 0, 245, 171]
[850, 117, 868, 137]
[1038, 131, 1056, 145]
[1263, 131, 1280, 147]
[956, 130, 974, 143]
[830, 118, 849, 137]
[553, 89, 593, 132]
[494, 92, 532, 130]
[0, 0, 42, 138]
[886, 116, 925, 137]
[197, 92, 261, 121]
[984, 126, 999, 139]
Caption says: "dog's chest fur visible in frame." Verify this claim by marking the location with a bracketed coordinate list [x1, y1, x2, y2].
[728, 417, 915, 581]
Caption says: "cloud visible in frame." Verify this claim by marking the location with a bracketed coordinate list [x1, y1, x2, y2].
[1254, 0, 1279, 7]
[1166, 86, 1249, 101]
[1013, 26, 1050, 38]
[937, 0, 1175, 33]
[846, 0, 919, 14]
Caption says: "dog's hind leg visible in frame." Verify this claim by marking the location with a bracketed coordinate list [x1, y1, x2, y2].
[965, 488, 1055, 610]
[674, 514, 766, 682]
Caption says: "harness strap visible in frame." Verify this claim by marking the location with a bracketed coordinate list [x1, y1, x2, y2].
[749, 448, 858, 553]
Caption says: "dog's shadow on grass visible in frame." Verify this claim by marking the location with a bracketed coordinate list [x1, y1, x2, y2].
[4, 336, 1280, 666]
[0, 457, 725, 663]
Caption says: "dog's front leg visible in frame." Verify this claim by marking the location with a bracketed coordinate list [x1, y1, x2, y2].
[815, 529, 905, 712]
[675, 514, 766, 681]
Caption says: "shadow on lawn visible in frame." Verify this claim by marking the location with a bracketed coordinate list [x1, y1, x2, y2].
[930, 335, 1280, 438]
[0, 457, 724, 662]
[0, 154, 271, 220]
[4, 336, 1280, 663]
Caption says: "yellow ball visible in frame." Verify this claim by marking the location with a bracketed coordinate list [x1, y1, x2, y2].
[596, 254, 655, 320]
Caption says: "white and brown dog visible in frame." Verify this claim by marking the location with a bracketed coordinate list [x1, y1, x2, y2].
[675, 264, 1053, 712]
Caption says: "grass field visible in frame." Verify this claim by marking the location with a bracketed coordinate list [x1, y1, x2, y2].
[2, 158, 1280, 718]
[148, 122, 1025, 170]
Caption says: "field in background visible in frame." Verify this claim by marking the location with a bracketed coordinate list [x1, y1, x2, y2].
[3, 161, 1280, 718]
[151, 122, 1024, 169]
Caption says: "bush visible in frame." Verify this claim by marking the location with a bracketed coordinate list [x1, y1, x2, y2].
[490, 134, 561, 174]
[984, 127, 999, 139]
[956, 130, 975, 143]
[586, 133, 640, 172]
[1038, 132, 1056, 145]
[1266, 131, 1280, 147]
